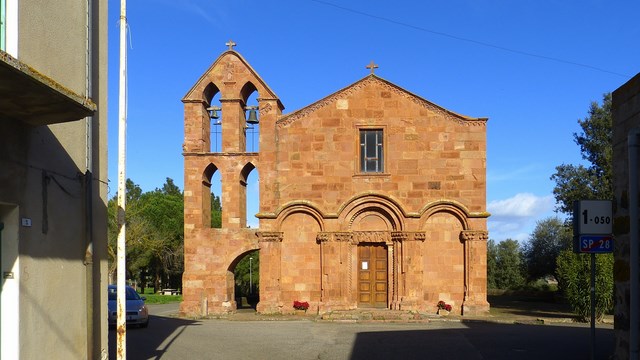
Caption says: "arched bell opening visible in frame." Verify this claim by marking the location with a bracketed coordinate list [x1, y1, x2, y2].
[206, 88, 223, 153]
[240, 162, 257, 228]
[246, 168, 259, 229]
[240, 82, 260, 153]
[203, 163, 223, 228]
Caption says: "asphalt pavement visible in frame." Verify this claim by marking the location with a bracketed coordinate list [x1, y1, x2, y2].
[108, 303, 615, 360]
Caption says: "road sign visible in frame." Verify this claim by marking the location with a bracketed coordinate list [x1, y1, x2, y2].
[573, 200, 612, 235]
[577, 235, 614, 253]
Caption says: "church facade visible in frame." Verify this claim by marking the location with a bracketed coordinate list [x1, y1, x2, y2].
[180, 44, 490, 316]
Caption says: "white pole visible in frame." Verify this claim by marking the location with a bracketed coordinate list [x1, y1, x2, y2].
[628, 128, 639, 360]
[116, 0, 128, 358]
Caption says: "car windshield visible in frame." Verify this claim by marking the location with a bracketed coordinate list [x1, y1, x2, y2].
[108, 286, 142, 301]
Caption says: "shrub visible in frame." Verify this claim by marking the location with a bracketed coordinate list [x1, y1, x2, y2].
[556, 250, 613, 322]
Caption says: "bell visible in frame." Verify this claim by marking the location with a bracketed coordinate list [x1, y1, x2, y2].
[246, 108, 259, 125]
[207, 106, 220, 119]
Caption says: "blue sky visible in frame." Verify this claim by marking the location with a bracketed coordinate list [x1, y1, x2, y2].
[107, 0, 640, 242]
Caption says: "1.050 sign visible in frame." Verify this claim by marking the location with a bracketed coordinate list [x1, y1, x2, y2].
[573, 200, 613, 235]
[581, 210, 611, 226]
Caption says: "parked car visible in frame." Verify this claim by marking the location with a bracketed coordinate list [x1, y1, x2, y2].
[107, 285, 149, 328]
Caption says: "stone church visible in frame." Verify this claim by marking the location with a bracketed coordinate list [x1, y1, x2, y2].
[180, 43, 490, 316]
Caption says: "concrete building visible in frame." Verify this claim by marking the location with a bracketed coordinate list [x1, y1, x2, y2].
[612, 73, 640, 360]
[181, 45, 489, 317]
[0, 1, 108, 359]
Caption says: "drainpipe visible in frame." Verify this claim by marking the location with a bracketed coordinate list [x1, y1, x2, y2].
[628, 127, 639, 360]
[84, 0, 96, 358]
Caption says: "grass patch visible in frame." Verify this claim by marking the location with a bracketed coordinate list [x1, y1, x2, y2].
[487, 288, 574, 320]
[136, 288, 182, 304]
[142, 294, 182, 304]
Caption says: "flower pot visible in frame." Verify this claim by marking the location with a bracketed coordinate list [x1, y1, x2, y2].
[294, 309, 307, 315]
[437, 309, 450, 316]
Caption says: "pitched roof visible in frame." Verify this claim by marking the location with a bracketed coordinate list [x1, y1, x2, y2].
[276, 74, 486, 128]
[182, 50, 283, 110]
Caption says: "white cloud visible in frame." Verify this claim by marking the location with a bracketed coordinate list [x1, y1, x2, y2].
[488, 193, 554, 217]
[487, 193, 556, 242]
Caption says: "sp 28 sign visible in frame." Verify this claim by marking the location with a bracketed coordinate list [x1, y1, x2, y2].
[576, 235, 613, 254]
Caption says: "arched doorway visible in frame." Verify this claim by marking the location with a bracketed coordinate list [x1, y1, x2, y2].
[231, 250, 259, 310]
[350, 208, 396, 309]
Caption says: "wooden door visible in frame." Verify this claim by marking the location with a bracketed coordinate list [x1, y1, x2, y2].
[358, 244, 387, 308]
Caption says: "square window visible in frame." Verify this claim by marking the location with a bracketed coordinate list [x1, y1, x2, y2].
[360, 129, 384, 173]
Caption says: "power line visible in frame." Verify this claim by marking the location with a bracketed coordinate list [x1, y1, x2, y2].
[310, 0, 631, 78]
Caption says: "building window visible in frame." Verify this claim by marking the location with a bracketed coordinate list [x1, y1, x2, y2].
[0, 0, 5, 51]
[360, 129, 384, 173]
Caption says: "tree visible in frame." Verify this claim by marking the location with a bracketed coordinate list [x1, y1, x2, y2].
[107, 179, 152, 284]
[107, 178, 185, 291]
[550, 93, 612, 214]
[137, 178, 184, 290]
[211, 192, 222, 228]
[522, 217, 572, 281]
[487, 239, 525, 290]
[487, 240, 498, 289]
[550, 93, 614, 321]
[556, 250, 614, 322]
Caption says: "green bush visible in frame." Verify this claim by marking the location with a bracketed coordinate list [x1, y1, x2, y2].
[555, 250, 613, 322]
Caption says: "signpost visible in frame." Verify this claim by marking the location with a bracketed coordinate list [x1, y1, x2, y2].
[573, 200, 613, 360]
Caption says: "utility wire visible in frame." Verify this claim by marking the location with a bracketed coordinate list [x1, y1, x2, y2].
[311, 0, 631, 78]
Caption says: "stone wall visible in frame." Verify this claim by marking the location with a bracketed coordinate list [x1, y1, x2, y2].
[612, 72, 640, 360]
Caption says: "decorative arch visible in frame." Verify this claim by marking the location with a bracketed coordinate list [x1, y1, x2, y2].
[337, 193, 406, 232]
[275, 202, 325, 232]
[418, 200, 471, 230]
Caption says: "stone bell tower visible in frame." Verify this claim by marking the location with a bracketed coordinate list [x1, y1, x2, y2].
[180, 41, 283, 315]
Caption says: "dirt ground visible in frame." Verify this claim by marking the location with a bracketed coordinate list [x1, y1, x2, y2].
[485, 293, 613, 324]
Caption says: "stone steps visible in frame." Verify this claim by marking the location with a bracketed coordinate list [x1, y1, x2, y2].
[320, 309, 440, 323]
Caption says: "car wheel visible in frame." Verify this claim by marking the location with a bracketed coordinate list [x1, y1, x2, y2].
[140, 319, 149, 328]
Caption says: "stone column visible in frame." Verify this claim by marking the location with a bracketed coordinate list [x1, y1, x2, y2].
[394, 232, 426, 311]
[183, 100, 210, 153]
[219, 97, 245, 153]
[256, 231, 283, 313]
[316, 232, 353, 312]
[460, 230, 490, 315]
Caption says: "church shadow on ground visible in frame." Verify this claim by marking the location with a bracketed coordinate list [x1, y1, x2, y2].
[348, 321, 614, 360]
[486, 293, 577, 320]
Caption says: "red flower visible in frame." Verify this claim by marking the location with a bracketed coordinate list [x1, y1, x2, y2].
[293, 301, 309, 310]
[437, 300, 452, 312]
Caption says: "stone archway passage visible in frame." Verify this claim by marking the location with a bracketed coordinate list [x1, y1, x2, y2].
[357, 243, 387, 308]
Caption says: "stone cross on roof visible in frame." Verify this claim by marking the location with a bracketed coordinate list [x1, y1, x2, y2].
[226, 40, 237, 50]
[366, 60, 378, 74]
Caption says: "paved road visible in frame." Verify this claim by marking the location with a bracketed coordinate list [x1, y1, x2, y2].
[109, 304, 615, 360]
